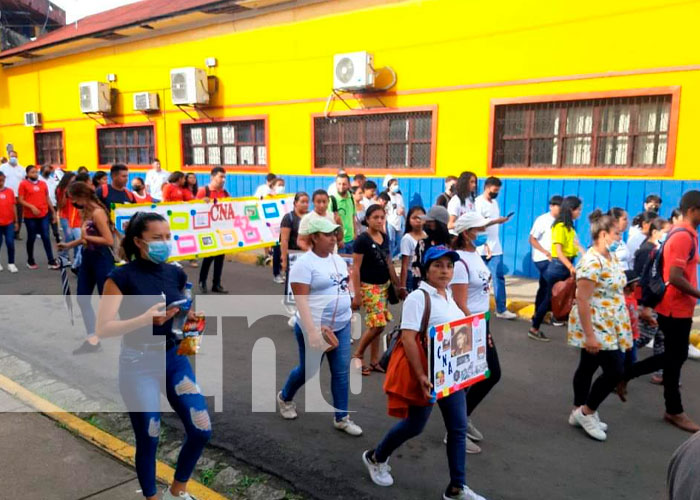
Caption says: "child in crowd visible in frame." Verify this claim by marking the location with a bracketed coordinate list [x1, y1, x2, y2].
[399, 206, 427, 294]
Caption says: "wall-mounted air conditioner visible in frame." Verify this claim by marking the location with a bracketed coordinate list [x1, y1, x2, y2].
[333, 51, 375, 91]
[133, 92, 159, 112]
[79, 81, 111, 113]
[24, 112, 40, 127]
[170, 67, 209, 106]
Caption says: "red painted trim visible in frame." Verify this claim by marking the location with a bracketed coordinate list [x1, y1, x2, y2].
[310, 105, 438, 175]
[33, 128, 66, 168]
[178, 114, 270, 173]
[487, 87, 681, 178]
[95, 121, 158, 170]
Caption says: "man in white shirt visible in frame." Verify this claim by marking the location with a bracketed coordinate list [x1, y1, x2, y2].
[360, 180, 378, 211]
[144, 158, 169, 202]
[254, 173, 277, 198]
[529, 195, 562, 318]
[475, 176, 515, 319]
[0, 151, 26, 238]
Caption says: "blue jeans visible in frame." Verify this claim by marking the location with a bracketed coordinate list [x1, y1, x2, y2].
[484, 254, 506, 313]
[0, 224, 15, 264]
[531, 258, 572, 329]
[406, 270, 418, 292]
[387, 224, 402, 258]
[272, 243, 281, 277]
[339, 239, 354, 255]
[119, 345, 211, 498]
[281, 321, 352, 421]
[59, 218, 83, 266]
[25, 215, 55, 265]
[374, 389, 467, 489]
[533, 260, 549, 314]
[77, 249, 114, 336]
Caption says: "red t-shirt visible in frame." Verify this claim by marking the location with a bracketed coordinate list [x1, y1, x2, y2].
[625, 294, 640, 340]
[162, 183, 194, 202]
[655, 222, 699, 319]
[0, 187, 16, 226]
[18, 179, 49, 219]
[196, 186, 229, 200]
[134, 192, 153, 203]
[68, 202, 82, 229]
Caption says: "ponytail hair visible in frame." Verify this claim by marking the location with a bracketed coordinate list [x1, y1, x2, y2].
[67, 181, 113, 231]
[631, 210, 658, 228]
[607, 207, 626, 221]
[647, 217, 668, 237]
[120, 212, 167, 261]
[588, 209, 616, 241]
[553, 196, 582, 230]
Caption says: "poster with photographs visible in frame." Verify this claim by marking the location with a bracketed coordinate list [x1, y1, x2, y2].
[284, 252, 354, 305]
[428, 312, 490, 400]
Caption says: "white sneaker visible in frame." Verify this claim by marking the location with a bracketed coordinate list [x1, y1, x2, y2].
[443, 485, 487, 500]
[162, 487, 197, 500]
[443, 433, 482, 454]
[573, 407, 606, 441]
[273, 275, 285, 284]
[276, 391, 297, 420]
[287, 315, 296, 328]
[0, 263, 3, 271]
[496, 310, 517, 320]
[688, 344, 700, 360]
[467, 421, 483, 441]
[569, 408, 608, 431]
[7, 264, 17, 273]
[334, 416, 363, 436]
[362, 450, 393, 487]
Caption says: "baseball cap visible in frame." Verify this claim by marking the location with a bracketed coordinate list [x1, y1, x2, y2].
[422, 244, 460, 266]
[420, 205, 449, 226]
[306, 217, 339, 234]
[450, 212, 489, 236]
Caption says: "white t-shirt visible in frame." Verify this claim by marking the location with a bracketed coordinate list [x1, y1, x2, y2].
[254, 183, 273, 199]
[529, 212, 555, 263]
[475, 194, 503, 256]
[627, 225, 646, 257]
[327, 181, 338, 197]
[447, 195, 475, 219]
[39, 175, 58, 206]
[145, 169, 169, 201]
[386, 192, 405, 231]
[451, 249, 492, 315]
[401, 281, 465, 331]
[400, 233, 420, 257]
[615, 241, 633, 271]
[360, 197, 376, 211]
[289, 251, 352, 331]
[0, 163, 25, 193]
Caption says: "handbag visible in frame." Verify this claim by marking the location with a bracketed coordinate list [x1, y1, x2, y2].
[387, 282, 400, 305]
[551, 276, 576, 321]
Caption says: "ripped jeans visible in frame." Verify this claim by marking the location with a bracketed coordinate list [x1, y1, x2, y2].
[119, 344, 211, 498]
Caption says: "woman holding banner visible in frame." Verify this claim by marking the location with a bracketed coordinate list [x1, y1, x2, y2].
[362, 245, 486, 500]
[450, 212, 501, 455]
[162, 172, 194, 202]
[277, 216, 363, 436]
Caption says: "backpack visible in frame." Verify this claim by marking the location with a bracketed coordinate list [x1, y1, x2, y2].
[639, 228, 695, 308]
[100, 183, 135, 204]
[204, 186, 229, 198]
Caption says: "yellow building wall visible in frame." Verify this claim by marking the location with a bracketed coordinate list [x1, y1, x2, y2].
[1, 0, 699, 179]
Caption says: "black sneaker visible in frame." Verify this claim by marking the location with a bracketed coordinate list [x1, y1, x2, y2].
[198, 282, 208, 294]
[72, 340, 103, 355]
[528, 329, 550, 342]
[211, 284, 229, 294]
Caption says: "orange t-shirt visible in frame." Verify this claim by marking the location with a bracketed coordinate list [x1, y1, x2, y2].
[134, 192, 153, 203]
[162, 183, 194, 202]
[655, 222, 699, 319]
[0, 187, 16, 226]
[18, 179, 49, 219]
[68, 201, 82, 229]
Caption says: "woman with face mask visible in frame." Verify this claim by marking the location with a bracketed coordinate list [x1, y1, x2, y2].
[383, 175, 405, 259]
[450, 213, 500, 455]
[607, 207, 631, 270]
[58, 181, 115, 355]
[18, 165, 59, 270]
[566, 210, 632, 441]
[95, 212, 209, 500]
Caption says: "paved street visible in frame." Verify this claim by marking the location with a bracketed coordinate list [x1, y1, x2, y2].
[1, 249, 699, 500]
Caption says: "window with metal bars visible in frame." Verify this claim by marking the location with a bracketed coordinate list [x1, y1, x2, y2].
[493, 95, 672, 169]
[314, 111, 433, 170]
[98, 126, 154, 165]
[182, 120, 267, 167]
[34, 131, 64, 166]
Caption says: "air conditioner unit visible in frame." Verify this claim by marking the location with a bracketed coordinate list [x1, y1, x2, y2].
[79, 81, 111, 113]
[133, 92, 159, 112]
[170, 67, 209, 106]
[333, 51, 375, 91]
[24, 112, 40, 127]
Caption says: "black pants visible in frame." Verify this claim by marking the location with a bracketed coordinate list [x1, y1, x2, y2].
[15, 203, 22, 237]
[533, 260, 549, 314]
[625, 314, 691, 415]
[272, 244, 281, 277]
[199, 255, 224, 287]
[573, 349, 623, 411]
[466, 320, 501, 416]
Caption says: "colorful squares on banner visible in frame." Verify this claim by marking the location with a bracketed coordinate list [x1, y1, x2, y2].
[262, 202, 279, 219]
[175, 234, 198, 254]
[198, 233, 217, 251]
[169, 211, 189, 231]
[243, 205, 260, 221]
[218, 229, 237, 248]
[115, 215, 131, 234]
[193, 211, 211, 230]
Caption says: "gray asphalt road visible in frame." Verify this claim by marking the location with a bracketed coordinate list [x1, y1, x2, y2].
[1, 247, 698, 500]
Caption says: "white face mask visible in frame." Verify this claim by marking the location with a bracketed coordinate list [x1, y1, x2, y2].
[390, 184, 400, 193]
[276, 186, 285, 194]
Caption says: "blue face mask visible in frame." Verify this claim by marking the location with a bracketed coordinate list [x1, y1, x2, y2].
[607, 240, 621, 253]
[146, 240, 171, 264]
[474, 234, 488, 247]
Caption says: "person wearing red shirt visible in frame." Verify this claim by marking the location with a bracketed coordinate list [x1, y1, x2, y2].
[0, 171, 18, 272]
[161, 172, 194, 202]
[18, 165, 58, 270]
[196, 167, 229, 294]
[623, 190, 700, 433]
[131, 177, 154, 203]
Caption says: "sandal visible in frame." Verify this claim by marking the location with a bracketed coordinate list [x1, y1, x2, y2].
[370, 362, 386, 374]
[353, 356, 371, 376]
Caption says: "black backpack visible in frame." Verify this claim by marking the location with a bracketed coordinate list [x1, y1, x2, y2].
[639, 228, 695, 307]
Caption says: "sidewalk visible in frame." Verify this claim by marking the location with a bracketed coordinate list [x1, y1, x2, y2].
[0, 389, 160, 499]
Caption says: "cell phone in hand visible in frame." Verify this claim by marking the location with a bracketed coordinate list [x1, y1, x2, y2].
[506, 211, 515, 219]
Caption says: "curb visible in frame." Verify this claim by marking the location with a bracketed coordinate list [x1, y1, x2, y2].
[0, 373, 228, 500]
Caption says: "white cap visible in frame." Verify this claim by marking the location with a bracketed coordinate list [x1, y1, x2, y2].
[382, 174, 397, 188]
[450, 212, 489, 236]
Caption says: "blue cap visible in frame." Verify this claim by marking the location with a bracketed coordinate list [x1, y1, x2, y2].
[422, 245, 460, 266]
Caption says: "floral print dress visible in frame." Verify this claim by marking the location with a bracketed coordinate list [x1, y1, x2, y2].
[567, 248, 633, 352]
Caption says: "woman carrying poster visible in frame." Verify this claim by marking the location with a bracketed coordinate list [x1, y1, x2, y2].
[450, 212, 501, 455]
[362, 245, 486, 500]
